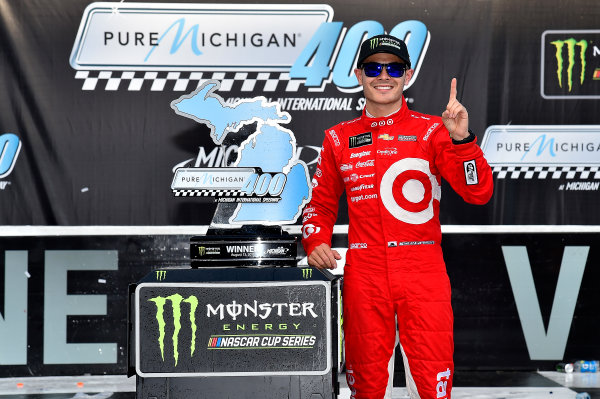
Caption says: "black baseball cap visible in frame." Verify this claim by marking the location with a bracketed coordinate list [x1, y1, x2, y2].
[356, 34, 411, 69]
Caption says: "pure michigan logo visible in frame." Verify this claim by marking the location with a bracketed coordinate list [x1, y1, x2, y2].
[0, 133, 21, 189]
[541, 30, 600, 99]
[480, 125, 600, 188]
[70, 3, 430, 92]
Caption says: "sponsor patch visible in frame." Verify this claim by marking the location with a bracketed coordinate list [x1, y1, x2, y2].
[400, 240, 434, 246]
[355, 159, 374, 168]
[350, 243, 368, 249]
[350, 150, 371, 158]
[350, 193, 377, 203]
[463, 159, 478, 185]
[397, 135, 417, 142]
[377, 148, 398, 156]
[370, 119, 394, 128]
[328, 129, 341, 146]
[436, 368, 452, 399]
[411, 114, 431, 120]
[346, 173, 376, 183]
[378, 133, 394, 140]
[387, 240, 435, 247]
[423, 123, 440, 141]
[349, 132, 373, 148]
[302, 213, 316, 223]
[350, 184, 374, 192]
[302, 224, 320, 239]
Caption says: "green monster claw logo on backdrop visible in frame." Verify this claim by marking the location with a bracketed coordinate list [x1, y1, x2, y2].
[148, 294, 199, 366]
[302, 268, 313, 279]
[551, 38, 588, 91]
[155, 270, 167, 281]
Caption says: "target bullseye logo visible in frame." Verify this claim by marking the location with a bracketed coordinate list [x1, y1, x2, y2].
[380, 158, 440, 224]
[302, 223, 321, 239]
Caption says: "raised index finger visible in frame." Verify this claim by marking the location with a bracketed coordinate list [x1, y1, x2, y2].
[449, 78, 457, 102]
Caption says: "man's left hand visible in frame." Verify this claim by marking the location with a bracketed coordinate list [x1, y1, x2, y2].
[441, 78, 469, 141]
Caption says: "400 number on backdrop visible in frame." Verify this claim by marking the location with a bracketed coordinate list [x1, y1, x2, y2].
[290, 20, 429, 90]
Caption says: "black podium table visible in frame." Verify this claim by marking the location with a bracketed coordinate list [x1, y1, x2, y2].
[129, 267, 342, 399]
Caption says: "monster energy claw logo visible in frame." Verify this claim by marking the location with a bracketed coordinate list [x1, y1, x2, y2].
[149, 294, 199, 366]
[370, 38, 379, 49]
[155, 270, 167, 281]
[551, 38, 588, 91]
[302, 268, 313, 279]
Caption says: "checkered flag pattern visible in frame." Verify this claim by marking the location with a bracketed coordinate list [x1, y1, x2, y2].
[492, 165, 600, 179]
[173, 189, 246, 197]
[74, 71, 303, 92]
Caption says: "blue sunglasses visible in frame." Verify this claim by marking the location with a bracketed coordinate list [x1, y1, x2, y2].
[362, 62, 407, 78]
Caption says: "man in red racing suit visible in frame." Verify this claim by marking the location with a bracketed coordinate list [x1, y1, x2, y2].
[301, 35, 493, 399]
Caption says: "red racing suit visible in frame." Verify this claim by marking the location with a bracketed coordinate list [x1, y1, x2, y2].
[301, 97, 493, 399]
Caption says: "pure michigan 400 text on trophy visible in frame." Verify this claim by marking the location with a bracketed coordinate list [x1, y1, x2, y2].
[169, 80, 312, 267]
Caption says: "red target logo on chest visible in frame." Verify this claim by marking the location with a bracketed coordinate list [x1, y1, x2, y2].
[380, 158, 441, 224]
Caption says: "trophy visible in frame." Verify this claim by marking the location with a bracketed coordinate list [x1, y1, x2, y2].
[170, 80, 312, 267]
[129, 81, 340, 399]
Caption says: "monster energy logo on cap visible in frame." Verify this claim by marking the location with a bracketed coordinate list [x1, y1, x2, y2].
[357, 34, 411, 69]
[551, 38, 588, 91]
[370, 36, 402, 51]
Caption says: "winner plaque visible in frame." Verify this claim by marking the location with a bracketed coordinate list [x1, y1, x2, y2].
[190, 225, 297, 267]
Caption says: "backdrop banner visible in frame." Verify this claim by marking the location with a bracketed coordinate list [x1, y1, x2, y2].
[1, 0, 599, 225]
[1, 0, 599, 377]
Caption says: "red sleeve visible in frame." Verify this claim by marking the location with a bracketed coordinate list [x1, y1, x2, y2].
[431, 127, 494, 205]
[301, 135, 345, 257]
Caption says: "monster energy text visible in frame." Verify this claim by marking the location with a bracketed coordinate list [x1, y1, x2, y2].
[207, 300, 319, 320]
[370, 36, 403, 51]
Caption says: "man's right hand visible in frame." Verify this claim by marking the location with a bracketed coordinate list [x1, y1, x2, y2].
[307, 243, 341, 270]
